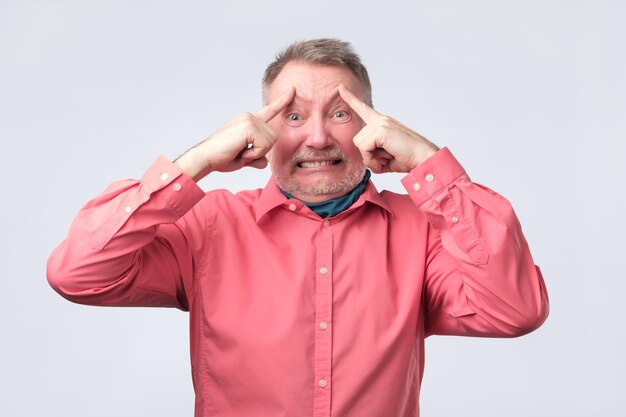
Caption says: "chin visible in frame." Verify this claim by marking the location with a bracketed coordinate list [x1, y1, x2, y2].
[275, 165, 366, 200]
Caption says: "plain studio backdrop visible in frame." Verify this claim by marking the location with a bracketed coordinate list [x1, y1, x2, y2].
[1, 1, 624, 416]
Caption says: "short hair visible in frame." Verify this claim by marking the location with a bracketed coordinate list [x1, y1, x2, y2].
[262, 38, 372, 106]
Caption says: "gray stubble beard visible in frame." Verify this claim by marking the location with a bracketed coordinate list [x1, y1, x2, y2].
[271, 149, 367, 201]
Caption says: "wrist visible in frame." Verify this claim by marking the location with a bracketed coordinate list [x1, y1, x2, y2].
[174, 147, 212, 182]
[408, 140, 439, 169]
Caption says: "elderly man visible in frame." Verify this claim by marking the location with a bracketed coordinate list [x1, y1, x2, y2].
[48, 38, 549, 417]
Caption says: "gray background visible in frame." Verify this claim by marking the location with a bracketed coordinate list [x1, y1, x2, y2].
[1, 0, 624, 416]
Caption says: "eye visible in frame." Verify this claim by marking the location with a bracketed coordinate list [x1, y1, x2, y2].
[332, 110, 351, 123]
[285, 112, 305, 126]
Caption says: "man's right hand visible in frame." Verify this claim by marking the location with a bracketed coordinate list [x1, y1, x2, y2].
[174, 86, 295, 182]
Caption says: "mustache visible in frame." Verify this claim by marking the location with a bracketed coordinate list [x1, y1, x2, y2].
[291, 149, 346, 164]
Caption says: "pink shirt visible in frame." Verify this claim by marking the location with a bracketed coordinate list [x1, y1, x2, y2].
[47, 148, 549, 417]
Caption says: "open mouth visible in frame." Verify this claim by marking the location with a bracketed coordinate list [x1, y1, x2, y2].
[297, 160, 342, 168]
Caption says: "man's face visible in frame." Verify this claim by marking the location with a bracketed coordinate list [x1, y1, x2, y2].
[265, 62, 367, 203]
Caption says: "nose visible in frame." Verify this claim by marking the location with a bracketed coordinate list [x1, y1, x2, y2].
[303, 114, 332, 149]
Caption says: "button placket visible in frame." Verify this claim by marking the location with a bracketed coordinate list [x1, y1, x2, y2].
[313, 218, 333, 416]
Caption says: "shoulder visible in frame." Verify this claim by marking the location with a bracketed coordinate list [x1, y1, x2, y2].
[177, 188, 262, 236]
[379, 189, 411, 203]
[378, 188, 416, 212]
[375, 188, 430, 226]
[197, 188, 263, 212]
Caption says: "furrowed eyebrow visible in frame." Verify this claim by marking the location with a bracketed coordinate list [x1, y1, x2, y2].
[329, 97, 349, 112]
[284, 91, 348, 112]
[284, 96, 310, 112]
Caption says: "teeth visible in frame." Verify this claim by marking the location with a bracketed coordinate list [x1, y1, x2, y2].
[299, 160, 336, 168]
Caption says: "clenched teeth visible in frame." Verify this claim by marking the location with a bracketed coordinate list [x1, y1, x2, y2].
[298, 160, 340, 168]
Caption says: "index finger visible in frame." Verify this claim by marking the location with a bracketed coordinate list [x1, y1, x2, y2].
[255, 86, 296, 122]
[338, 84, 380, 124]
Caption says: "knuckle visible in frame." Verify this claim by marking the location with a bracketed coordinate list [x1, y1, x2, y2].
[373, 124, 388, 136]
[377, 116, 392, 127]
[238, 112, 257, 125]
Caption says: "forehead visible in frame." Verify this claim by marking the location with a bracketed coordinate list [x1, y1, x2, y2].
[266, 62, 364, 103]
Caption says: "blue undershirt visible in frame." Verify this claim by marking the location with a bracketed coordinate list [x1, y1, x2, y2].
[280, 170, 372, 218]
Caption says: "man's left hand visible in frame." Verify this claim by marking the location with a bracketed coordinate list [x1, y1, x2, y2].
[338, 85, 439, 173]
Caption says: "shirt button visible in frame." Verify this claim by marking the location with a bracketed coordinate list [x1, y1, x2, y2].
[425, 173, 434, 182]
[124, 206, 132, 213]
[319, 321, 328, 330]
[288, 203, 297, 211]
[451, 216, 459, 223]
[318, 378, 327, 388]
[413, 182, 421, 191]
[319, 266, 328, 275]
[323, 220, 330, 227]
[160, 172, 169, 181]
[173, 183, 182, 191]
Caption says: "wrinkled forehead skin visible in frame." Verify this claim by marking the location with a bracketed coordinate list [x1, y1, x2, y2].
[264, 62, 367, 107]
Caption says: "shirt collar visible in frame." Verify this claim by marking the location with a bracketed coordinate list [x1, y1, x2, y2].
[253, 177, 393, 223]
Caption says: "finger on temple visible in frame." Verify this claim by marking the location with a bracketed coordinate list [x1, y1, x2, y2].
[338, 84, 378, 124]
[255, 86, 296, 122]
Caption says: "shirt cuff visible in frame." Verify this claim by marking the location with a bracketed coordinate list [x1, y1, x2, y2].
[140, 155, 206, 217]
[401, 147, 468, 208]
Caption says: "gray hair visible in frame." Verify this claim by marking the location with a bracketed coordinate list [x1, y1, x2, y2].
[262, 38, 372, 106]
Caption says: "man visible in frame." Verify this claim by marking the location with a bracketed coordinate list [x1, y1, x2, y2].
[47, 38, 549, 416]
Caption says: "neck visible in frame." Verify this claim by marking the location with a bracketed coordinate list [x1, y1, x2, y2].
[279, 170, 371, 218]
